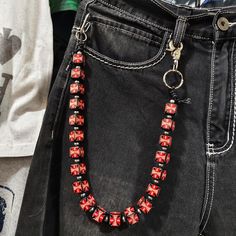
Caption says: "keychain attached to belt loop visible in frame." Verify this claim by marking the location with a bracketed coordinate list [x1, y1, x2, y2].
[163, 16, 191, 105]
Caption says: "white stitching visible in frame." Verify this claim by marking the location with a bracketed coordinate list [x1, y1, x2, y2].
[212, 53, 236, 155]
[185, 34, 211, 40]
[96, 0, 236, 41]
[152, 0, 193, 11]
[210, 41, 236, 155]
[83, 31, 169, 70]
[200, 162, 216, 233]
[206, 41, 216, 155]
[199, 159, 211, 225]
[97, 0, 212, 40]
[98, 0, 171, 32]
[213, 41, 235, 151]
[85, 50, 167, 70]
[150, 0, 216, 20]
[150, 0, 179, 17]
[154, 0, 236, 19]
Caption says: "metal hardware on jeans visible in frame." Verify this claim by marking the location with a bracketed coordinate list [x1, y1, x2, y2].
[217, 17, 236, 31]
[73, 13, 91, 43]
[163, 40, 184, 90]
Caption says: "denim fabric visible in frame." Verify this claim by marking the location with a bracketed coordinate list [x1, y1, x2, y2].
[164, 0, 236, 8]
[16, 0, 236, 235]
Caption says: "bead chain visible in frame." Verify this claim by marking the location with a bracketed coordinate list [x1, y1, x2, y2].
[67, 46, 179, 227]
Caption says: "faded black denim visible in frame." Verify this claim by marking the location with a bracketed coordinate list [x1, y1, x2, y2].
[16, 0, 236, 235]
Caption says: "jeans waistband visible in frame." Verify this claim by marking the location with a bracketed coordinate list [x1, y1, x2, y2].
[90, 0, 236, 40]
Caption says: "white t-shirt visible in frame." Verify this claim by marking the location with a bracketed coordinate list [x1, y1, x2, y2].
[0, 0, 53, 157]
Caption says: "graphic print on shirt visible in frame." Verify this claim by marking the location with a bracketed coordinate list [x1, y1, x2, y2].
[0, 196, 6, 232]
[0, 185, 15, 233]
[0, 28, 21, 113]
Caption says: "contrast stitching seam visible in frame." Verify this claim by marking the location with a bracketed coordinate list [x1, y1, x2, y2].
[97, 0, 212, 40]
[149, 0, 179, 17]
[83, 30, 169, 70]
[151, 0, 193, 11]
[206, 41, 216, 155]
[85, 50, 166, 70]
[200, 162, 216, 233]
[213, 40, 235, 151]
[98, 0, 171, 32]
[199, 159, 210, 225]
[185, 34, 211, 40]
[144, 0, 215, 20]
[210, 41, 236, 155]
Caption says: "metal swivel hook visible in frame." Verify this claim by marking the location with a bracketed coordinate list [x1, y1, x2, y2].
[73, 13, 91, 43]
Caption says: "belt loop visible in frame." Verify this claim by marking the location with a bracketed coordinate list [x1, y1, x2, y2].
[173, 16, 188, 47]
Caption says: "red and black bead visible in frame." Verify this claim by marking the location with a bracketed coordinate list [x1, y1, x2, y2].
[92, 207, 106, 223]
[69, 114, 84, 126]
[151, 167, 167, 181]
[72, 180, 90, 194]
[70, 82, 85, 94]
[161, 118, 175, 131]
[69, 146, 84, 158]
[69, 130, 84, 142]
[159, 134, 172, 147]
[80, 194, 96, 212]
[71, 66, 85, 79]
[155, 151, 170, 164]
[70, 163, 87, 176]
[73, 51, 85, 64]
[137, 196, 152, 214]
[146, 183, 161, 198]
[165, 102, 177, 115]
[109, 212, 121, 227]
[69, 98, 85, 110]
[124, 206, 139, 225]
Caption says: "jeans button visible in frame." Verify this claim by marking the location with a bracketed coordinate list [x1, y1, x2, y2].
[217, 17, 230, 31]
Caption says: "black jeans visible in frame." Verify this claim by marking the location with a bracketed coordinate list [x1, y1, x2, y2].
[16, 0, 236, 235]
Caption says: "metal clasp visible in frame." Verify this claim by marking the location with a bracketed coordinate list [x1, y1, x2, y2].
[163, 40, 184, 90]
[73, 13, 91, 42]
